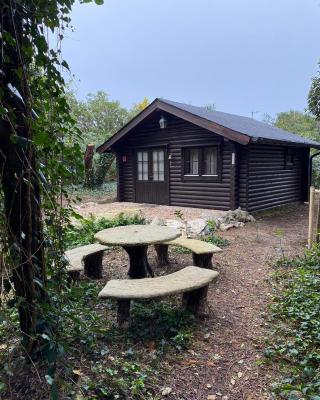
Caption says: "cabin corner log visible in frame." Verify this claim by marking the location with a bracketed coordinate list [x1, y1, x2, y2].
[83, 252, 103, 279]
[154, 244, 169, 266]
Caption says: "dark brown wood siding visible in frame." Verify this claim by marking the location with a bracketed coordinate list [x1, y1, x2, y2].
[115, 114, 233, 210]
[245, 144, 309, 212]
[117, 150, 135, 202]
[238, 146, 249, 209]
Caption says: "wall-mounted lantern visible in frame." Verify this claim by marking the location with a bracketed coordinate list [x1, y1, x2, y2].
[231, 152, 236, 165]
[122, 155, 127, 163]
[159, 115, 167, 129]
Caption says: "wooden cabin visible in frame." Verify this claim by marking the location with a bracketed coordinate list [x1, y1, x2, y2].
[97, 98, 320, 212]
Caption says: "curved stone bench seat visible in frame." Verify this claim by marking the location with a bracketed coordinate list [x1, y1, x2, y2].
[66, 243, 108, 280]
[154, 237, 222, 269]
[99, 266, 219, 328]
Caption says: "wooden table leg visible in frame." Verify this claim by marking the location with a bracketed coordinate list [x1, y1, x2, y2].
[123, 245, 154, 279]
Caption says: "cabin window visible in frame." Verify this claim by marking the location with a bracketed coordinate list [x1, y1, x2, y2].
[183, 146, 219, 179]
[184, 148, 199, 175]
[137, 151, 148, 180]
[285, 148, 295, 168]
[204, 147, 218, 175]
[153, 150, 165, 181]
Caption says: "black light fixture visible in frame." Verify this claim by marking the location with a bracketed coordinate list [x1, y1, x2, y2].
[159, 115, 167, 129]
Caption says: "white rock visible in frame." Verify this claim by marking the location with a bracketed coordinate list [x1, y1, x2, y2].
[220, 223, 235, 231]
[161, 387, 172, 396]
[164, 219, 185, 232]
[150, 216, 166, 226]
[187, 218, 208, 237]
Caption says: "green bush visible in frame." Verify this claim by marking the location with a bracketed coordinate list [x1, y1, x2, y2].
[202, 219, 230, 247]
[66, 212, 146, 249]
[266, 245, 320, 399]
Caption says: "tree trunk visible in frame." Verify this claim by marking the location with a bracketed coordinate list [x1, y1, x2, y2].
[0, 117, 46, 353]
[0, 6, 47, 354]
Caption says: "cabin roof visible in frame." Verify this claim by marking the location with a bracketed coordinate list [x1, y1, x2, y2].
[97, 98, 320, 152]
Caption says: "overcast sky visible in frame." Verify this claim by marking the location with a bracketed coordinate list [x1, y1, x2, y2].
[62, 0, 320, 118]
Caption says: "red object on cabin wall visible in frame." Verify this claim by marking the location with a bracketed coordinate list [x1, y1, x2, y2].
[122, 155, 127, 162]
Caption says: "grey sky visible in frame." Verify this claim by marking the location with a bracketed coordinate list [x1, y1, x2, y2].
[63, 0, 320, 118]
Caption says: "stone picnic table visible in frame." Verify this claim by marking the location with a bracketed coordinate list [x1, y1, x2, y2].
[94, 225, 180, 279]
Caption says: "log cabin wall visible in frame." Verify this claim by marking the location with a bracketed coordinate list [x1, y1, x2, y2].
[115, 114, 233, 210]
[244, 144, 309, 212]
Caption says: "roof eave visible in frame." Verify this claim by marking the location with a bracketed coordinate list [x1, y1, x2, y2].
[252, 137, 320, 149]
[96, 99, 250, 153]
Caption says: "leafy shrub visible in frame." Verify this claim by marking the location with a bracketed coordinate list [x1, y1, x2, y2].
[202, 219, 230, 247]
[266, 245, 320, 399]
[65, 212, 146, 249]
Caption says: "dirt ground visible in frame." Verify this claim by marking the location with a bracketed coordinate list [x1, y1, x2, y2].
[2, 202, 309, 400]
[74, 199, 227, 221]
[97, 202, 308, 400]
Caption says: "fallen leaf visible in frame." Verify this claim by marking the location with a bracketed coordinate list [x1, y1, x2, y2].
[147, 341, 156, 351]
[230, 378, 236, 385]
[207, 395, 216, 400]
[72, 369, 82, 376]
[162, 387, 172, 396]
[238, 372, 243, 378]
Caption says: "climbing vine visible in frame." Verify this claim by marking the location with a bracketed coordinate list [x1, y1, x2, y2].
[0, 0, 103, 396]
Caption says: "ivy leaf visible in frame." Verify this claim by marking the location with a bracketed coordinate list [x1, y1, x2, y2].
[45, 374, 54, 385]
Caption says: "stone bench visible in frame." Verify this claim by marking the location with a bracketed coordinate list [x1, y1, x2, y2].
[66, 243, 108, 280]
[154, 237, 222, 269]
[98, 266, 219, 328]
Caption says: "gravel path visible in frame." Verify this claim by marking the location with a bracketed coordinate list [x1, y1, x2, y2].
[154, 204, 308, 399]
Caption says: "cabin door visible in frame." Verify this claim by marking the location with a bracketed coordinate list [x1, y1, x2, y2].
[135, 148, 169, 205]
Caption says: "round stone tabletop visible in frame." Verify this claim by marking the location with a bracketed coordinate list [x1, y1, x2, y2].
[94, 224, 180, 247]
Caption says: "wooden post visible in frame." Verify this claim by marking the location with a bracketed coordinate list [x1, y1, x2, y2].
[308, 186, 315, 249]
[316, 190, 320, 243]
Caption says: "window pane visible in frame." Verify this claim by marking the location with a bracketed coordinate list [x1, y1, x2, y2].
[137, 151, 149, 181]
[204, 147, 217, 175]
[190, 149, 199, 175]
[152, 150, 165, 181]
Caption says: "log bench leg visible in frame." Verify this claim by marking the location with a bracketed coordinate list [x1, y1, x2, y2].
[192, 253, 213, 269]
[117, 299, 131, 329]
[123, 245, 154, 279]
[67, 271, 81, 285]
[83, 251, 104, 279]
[154, 244, 169, 266]
[183, 286, 208, 316]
